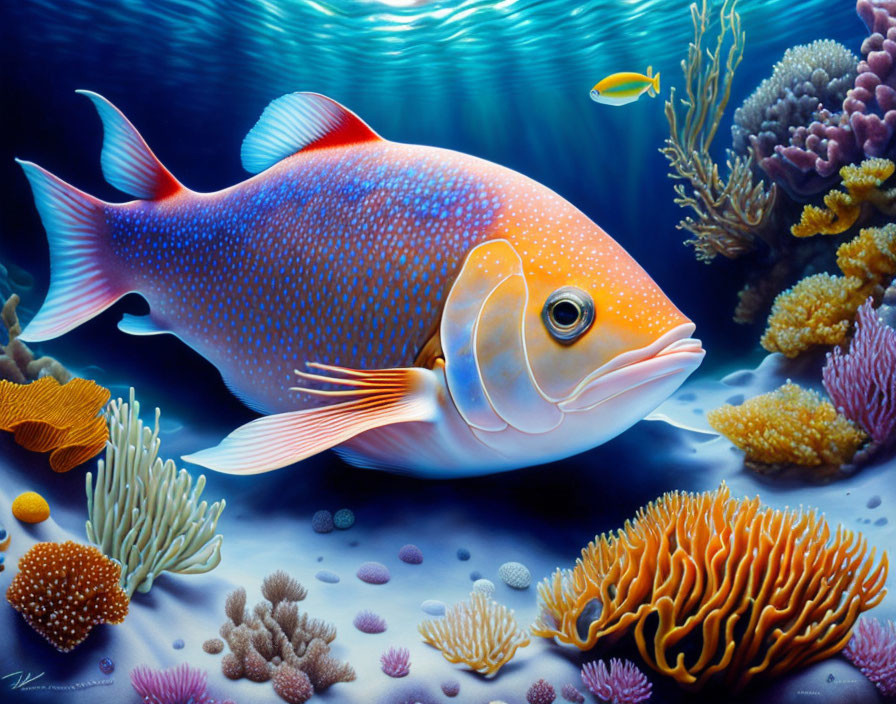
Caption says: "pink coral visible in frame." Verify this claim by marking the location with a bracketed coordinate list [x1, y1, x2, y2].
[581, 659, 652, 704]
[353, 609, 387, 634]
[844, 617, 896, 697]
[527, 678, 556, 704]
[823, 299, 896, 445]
[380, 647, 410, 678]
[130, 663, 214, 704]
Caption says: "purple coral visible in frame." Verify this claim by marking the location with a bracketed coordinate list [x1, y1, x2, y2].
[581, 659, 652, 704]
[561, 683, 585, 703]
[441, 679, 460, 697]
[527, 678, 556, 704]
[311, 510, 334, 533]
[398, 544, 424, 564]
[357, 561, 390, 584]
[844, 617, 896, 697]
[823, 299, 896, 445]
[130, 663, 214, 704]
[353, 609, 387, 634]
[380, 647, 411, 678]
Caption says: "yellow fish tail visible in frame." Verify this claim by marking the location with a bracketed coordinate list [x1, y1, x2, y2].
[649, 70, 660, 98]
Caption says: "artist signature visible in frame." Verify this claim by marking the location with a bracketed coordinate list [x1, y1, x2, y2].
[2, 671, 45, 690]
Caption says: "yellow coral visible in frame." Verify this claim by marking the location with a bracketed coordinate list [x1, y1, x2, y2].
[837, 222, 896, 281]
[791, 158, 896, 237]
[533, 484, 888, 691]
[419, 591, 529, 677]
[11, 491, 50, 524]
[706, 382, 867, 466]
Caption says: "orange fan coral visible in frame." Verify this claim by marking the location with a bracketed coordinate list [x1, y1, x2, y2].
[0, 376, 109, 471]
[6, 541, 129, 652]
[419, 591, 530, 677]
[533, 484, 888, 692]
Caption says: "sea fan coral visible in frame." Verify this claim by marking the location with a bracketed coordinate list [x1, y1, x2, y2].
[130, 663, 213, 704]
[824, 299, 896, 445]
[419, 590, 530, 677]
[380, 647, 411, 678]
[6, 540, 129, 652]
[707, 382, 868, 467]
[85, 388, 225, 597]
[581, 659, 652, 704]
[844, 617, 896, 697]
[533, 484, 888, 690]
[0, 294, 70, 384]
[0, 375, 108, 471]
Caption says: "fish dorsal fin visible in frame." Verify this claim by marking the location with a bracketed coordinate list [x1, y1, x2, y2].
[646, 65, 653, 78]
[240, 93, 382, 174]
[77, 90, 184, 200]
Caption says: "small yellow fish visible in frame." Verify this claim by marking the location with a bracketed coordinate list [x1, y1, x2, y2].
[590, 66, 660, 106]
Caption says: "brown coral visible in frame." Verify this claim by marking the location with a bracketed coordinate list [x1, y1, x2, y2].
[0, 294, 70, 384]
[218, 571, 355, 695]
[533, 484, 888, 691]
[419, 590, 530, 677]
[6, 540, 129, 652]
[707, 382, 868, 467]
[0, 376, 109, 471]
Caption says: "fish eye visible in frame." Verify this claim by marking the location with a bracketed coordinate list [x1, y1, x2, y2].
[542, 287, 595, 343]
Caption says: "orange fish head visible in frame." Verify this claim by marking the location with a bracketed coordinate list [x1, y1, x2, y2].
[440, 206, 704, 465]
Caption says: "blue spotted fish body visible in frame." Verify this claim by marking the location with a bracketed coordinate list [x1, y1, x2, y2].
[17, 91, 704, 476]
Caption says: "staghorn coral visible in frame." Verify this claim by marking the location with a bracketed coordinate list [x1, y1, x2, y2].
[419, 590, 530, 677]
[130, 663, 214, 704]
[86, 388, 225, 597]
[581, 659, 652, 704]
[844, 617, 896, 697]
[707, 381, 868, 468]
[0, 375, 108, 472]
[532, 484, 888, 691]
[0, 294, 69, 384]
[6, 540, 129, 652]
[218, 571, 355, 694]
[824, 299, 896, 446]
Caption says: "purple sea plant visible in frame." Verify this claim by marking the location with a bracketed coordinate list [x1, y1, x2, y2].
[560, 683, 585, 703]
[130, 663, 214, 704]
[581, 659, 652, 704]
[380, 647, 411, 678]
[353, 609, 387, 634]
[844, 617, 896, 697]
[527, 678, 556, 704]
[823, 299, 896, 446]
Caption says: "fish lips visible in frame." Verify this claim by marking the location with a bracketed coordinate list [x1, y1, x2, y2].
[558, 323, 705, 413]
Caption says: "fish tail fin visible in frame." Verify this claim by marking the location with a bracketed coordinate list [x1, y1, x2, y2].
[15, 160, 126, 342]
[649, 71, 661, 98]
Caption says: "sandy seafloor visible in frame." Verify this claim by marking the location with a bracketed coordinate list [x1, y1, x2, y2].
[0, 347, 893, 704]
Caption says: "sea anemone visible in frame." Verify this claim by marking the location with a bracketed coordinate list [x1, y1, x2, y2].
[130, 663, 213, 704]
[843, 617, 896, 697]
[526, 678, 556, 704]
[353, 609, 387, 634]
[380, 647, 411, 678]
[581, 659, 652, 704]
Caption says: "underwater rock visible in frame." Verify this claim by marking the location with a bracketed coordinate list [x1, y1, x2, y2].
[469, 569, 482, 581]
[11, 490, 50, 523]
[315, 569, 340, 584]
[498, 561, 531, 589]
[472, 578, 496, 597]
[333, 508, 354, 529]
[380, 647, 411, 678]
[526, 678, 556, 704]
[398, 544, 423, 564]
[353, 609, 387, 634]
[868, 495, 883, 508]
[99, 658, 115, 675]
[357, 561, 391, 584]
[456, 547, 471, 560]
[312, 510, 335, 533]
[420, 600, 446, 616]
[440, 679, 460, 697]
[172, 638, 185, 650]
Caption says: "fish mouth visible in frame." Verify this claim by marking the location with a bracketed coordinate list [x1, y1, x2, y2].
[558, 323, 705, 413]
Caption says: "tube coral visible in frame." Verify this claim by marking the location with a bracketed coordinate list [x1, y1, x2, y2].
[707, 381, 868, 467]
[6, 541, 129, 652]
[85, 388, 225, 597]
[533, 484, 888, 691]
[844, 617, 896, 697]
[419, 590, 530, 677]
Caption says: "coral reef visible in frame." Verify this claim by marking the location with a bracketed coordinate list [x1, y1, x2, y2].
[398, 544, 423, 564]
[85, 388, 225, 597]
[581, 660, 652, 704]
[130, 663, 214, 704]
[419, 590, 530, 677]
[532, 484, 888, 691]
[0, 294, 70, 384]
[706, 382, 868, 468]
[217, 571, 355, 692]
[844, 617, 896, 697]
[824, 299, 896, 448]
[380, 647, 411, 678]
[498, 561, 531, 589]
[11, 490, 50, 523]
[526, 679, 556, 704]
[0, 375, 109, 472]
[6, 540, 129, 652]
[353, 610, 387, 634]
[357, 561, 390, 584]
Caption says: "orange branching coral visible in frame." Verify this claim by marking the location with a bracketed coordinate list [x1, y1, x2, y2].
[0, 376, 109, 471]
[706, 382, 868, 467]
[419, 591, 530, 677]
[6, 541, 129, 652]
[791, 158, 896, 238]
[533, 484, 888, 691]
[837, 223, 896, 281]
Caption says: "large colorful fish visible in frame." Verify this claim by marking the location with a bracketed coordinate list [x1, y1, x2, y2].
[16, 90, 704, 477]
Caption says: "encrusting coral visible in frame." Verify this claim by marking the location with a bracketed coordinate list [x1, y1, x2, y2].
[707, 381, 868, 468]
[532, 484, 888, 691]
[419, 590, 530, 677]
[0, 375, 109, 472]
[0, 294, 70, 384]
[6, 540, 129, 652]
[216, 570, 355, 698]
[85, 388, 225, 598]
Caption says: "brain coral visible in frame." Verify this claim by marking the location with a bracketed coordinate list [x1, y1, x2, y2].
[6, 540, 129, 652]
[707, 382, 868, 467]
[498, 561, 531, 589]
[533, 484, 888, 691]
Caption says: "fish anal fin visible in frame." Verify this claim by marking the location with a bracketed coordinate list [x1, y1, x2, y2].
[182, 365, 440, 474]
[240, 93, 382, 174]
[118, 312, 171, 336]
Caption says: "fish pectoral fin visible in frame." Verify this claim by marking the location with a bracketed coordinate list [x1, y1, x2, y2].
[182, 364, 440, 474]
[241, 93, 383, 174]
[117, 313, 171, 336]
